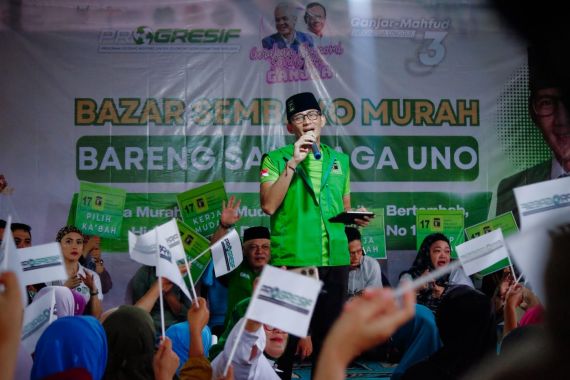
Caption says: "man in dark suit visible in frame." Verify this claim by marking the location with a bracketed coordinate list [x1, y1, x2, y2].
[496, 46, 570, 221]
[262, 2, 314, 53]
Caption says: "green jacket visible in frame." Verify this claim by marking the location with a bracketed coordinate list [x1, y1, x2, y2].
[220, 262, 259, 329]
[264, 143, 350, 266]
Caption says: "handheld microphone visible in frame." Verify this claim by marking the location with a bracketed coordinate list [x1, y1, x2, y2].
[312, 143, 321, 160]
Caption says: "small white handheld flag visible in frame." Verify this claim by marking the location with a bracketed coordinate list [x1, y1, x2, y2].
[514, 176, 570, 231]
[155, 219, 186, 262]
[21, 287, 56, 354]
[246, 265, 322, 337]
[0, 216, 29, 306]
[156, 229, 191, 301]
[18, 243, 67, 286]
[455, 228, 510, 276]
[128, 229, 159, 266]
[211, 229, 243, 277]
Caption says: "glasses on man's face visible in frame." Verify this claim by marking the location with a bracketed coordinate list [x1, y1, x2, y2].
[290, 111, 321, 125]
[532, 95, 567, 117]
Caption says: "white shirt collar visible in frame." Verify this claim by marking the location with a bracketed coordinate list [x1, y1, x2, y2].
[551, 158, 570, 179]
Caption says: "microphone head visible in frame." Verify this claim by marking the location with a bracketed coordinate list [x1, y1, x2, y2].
[312, 143, 322, 160]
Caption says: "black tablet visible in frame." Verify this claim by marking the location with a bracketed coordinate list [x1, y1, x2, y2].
[329, 211, 375, 224]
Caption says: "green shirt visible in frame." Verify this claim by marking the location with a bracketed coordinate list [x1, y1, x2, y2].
[220, 262, 259, 328]
[260, 144, 350, 266]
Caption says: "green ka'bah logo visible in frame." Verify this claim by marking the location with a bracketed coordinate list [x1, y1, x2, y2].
[432, 217, 443, 231]
[194, 197, 208, 212]
[93, 195, 105, 210]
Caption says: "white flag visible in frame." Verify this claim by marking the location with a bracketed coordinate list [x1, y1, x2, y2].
[156, 228, 191, 301]
[18, 243, 67, 286]
[514, 176, 570, 231]
[155, 219, 186, 262]
[21, 287, 56, 354]
[211, 229, 243, 277]
[246, 265, 322, 337]
[456, 228, 510, 276]
[506, 228, 551, 304]
[128, 228, 159, 266]
[0, 216, 29, 306]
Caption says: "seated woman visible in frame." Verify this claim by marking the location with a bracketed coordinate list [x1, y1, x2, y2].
[48, 226, 103, 318]
[211, 317, 288, 380]
[400, 233, 474, 313]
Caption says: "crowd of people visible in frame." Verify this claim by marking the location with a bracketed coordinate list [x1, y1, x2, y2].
[2, 22, 570, 376]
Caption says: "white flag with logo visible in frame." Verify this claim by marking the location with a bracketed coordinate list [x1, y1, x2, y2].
[211, 229, 243, 277]
[156, 229, 191, 301]
[155, 219, 186, 262]
[18, 243, 67, 286]
[455, 228, 510, 276]
[506, 228, 551, 304]
[128, 228, 159, 266]
[514, 176, 570, 231]
[246, 265, 322, 337]
[0, 216, 29, 306]
[21, 287, 56, 354]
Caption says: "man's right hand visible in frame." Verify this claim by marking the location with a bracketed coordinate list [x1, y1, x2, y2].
[292, 131, 316, 165]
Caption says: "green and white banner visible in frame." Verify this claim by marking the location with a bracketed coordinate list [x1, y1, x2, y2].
[0, 0, 547, 254]
[75, 182, 126, 239]
[416, 210, 465, 258]
[360, 208, 387, 259]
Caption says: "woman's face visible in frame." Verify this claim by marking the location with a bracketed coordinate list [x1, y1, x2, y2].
[263, 325, 288, 358]
[60, 232, 84, 262]
[429, 240, 451, 268]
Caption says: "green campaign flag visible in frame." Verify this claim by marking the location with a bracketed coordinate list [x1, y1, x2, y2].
[464, 212, 518, 276]
[75, 182, 126, 239]
[416, 210, 465, 258]
[177, 220, 211, 286]
[177, 180, 227, 237]
[360, 208, 387, 259]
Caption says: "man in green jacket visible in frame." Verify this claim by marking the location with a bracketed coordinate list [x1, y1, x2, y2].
[260, 91, 369, 372]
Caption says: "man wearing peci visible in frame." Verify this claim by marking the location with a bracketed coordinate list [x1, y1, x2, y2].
[260, 91, 369, 373]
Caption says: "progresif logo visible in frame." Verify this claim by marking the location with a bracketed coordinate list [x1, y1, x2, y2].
[159, 244, 172, 262]
[21, 309, 51, 340]
[133, 26, 153, 45]
[259, 285, 313, 315]
[21, 256, 62, 271]
[520, 193, 570, 216]
[221, 238, 235, 271]
[131, 26, 240, 45]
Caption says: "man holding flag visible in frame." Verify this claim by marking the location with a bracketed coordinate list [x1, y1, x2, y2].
[218, 226, 271, 328]
[260, 92, 369, 370]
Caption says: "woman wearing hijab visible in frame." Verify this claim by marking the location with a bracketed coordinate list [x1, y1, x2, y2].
[34, 286, 87, 317]
[401, 285, 497, 380]
[48, 226, 103, 318]
[102, 305, 156, 380]
[400, 233, 473, 313]
[31, 316, 108, 380]
[166, 320, 213, 375]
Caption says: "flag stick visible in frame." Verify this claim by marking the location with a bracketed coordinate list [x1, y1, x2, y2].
[158, 274, 166, 339]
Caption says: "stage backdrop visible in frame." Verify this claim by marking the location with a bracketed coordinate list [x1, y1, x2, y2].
[0, 1, 550, 297]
